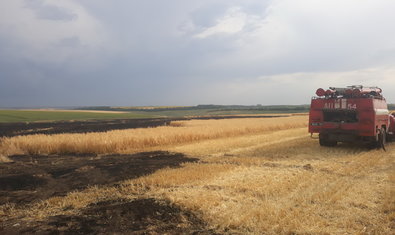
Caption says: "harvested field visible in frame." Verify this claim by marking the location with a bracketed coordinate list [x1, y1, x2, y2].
[0, 116, 394, 234]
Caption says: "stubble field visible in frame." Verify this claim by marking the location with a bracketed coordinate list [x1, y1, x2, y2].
[0, 115, 394, 234]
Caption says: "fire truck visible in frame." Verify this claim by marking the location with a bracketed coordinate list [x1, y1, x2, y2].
[309, 85, 395, 148]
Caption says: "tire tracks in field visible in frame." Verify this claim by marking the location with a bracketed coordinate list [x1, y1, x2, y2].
[285, 148, 392, 232]
[215, 128, 308, 157]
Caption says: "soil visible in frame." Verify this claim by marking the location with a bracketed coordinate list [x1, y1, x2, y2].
[0, 151, 219, 234]
[0, 151, 198, 205]
[0, 119, 174, 137]
[0, 115, 286, 137]
[0, 198, 217, 235]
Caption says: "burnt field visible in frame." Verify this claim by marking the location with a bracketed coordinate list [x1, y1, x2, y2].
[0, 116, 393, 234]
[0, 152, 197, 205]
[0, 115, 285, 137]
[1, 198, 216, 234]
[0, 118, 173, 137]
[0, 152, 213, 234]
[0, 116, 284, 234]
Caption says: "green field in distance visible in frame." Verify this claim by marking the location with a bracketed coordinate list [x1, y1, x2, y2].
[0, 110, 154, 123]
[0, 104, 335, 123]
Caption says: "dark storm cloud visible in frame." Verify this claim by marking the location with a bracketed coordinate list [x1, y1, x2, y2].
[0, 0, 394, 107]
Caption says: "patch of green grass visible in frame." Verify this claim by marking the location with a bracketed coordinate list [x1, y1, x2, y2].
[0, 110, 155, 123]
[0, 105, 311, 123]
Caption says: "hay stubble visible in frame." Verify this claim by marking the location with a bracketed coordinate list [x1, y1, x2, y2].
[0, 116, 393, 234]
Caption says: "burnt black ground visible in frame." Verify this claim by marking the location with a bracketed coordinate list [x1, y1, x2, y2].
[0, 115, 287, 137]
[0, 151, 219, 235]
[0, 198, 218, 235]
[0, 118, 173, 137]
[0, 151, 198, 205]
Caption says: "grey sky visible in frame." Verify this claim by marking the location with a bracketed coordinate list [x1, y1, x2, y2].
[0, 0, 394, 107]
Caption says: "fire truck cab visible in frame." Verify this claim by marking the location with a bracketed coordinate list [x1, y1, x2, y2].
[309, 85, 393, 148]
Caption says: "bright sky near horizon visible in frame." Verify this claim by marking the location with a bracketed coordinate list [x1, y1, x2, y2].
[0, 0, 394, 107]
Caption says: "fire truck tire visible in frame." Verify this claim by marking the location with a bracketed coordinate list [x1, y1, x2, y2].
[380, 127, 386, 150]
[319, 134, 337, 147]
[326, 140, 337, 147]
[372, 128, 386, 149]
[388, 133, 392, 142]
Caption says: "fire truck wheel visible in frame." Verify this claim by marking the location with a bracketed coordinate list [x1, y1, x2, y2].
[326, 140, 337, 147]
[372, 128, 386, 150]
[388, 133, 392, 142]
[319, 134, 327, 146]
[380, 127, 386, 150]
[319, 134, 337, 147]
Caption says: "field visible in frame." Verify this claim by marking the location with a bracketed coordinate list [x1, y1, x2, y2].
[0, 105, 310, 123]
[0, 115, 394, 234]
[0, 110, 154, 123]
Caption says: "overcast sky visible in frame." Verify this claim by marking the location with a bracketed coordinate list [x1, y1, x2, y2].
[0, 0, 394, 107]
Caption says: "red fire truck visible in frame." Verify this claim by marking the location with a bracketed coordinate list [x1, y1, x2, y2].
[309, 85, 395, 148]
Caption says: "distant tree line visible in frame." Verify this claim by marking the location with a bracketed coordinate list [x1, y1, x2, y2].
[76, 104, 394, 112]
[77, 104, 310, 112]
